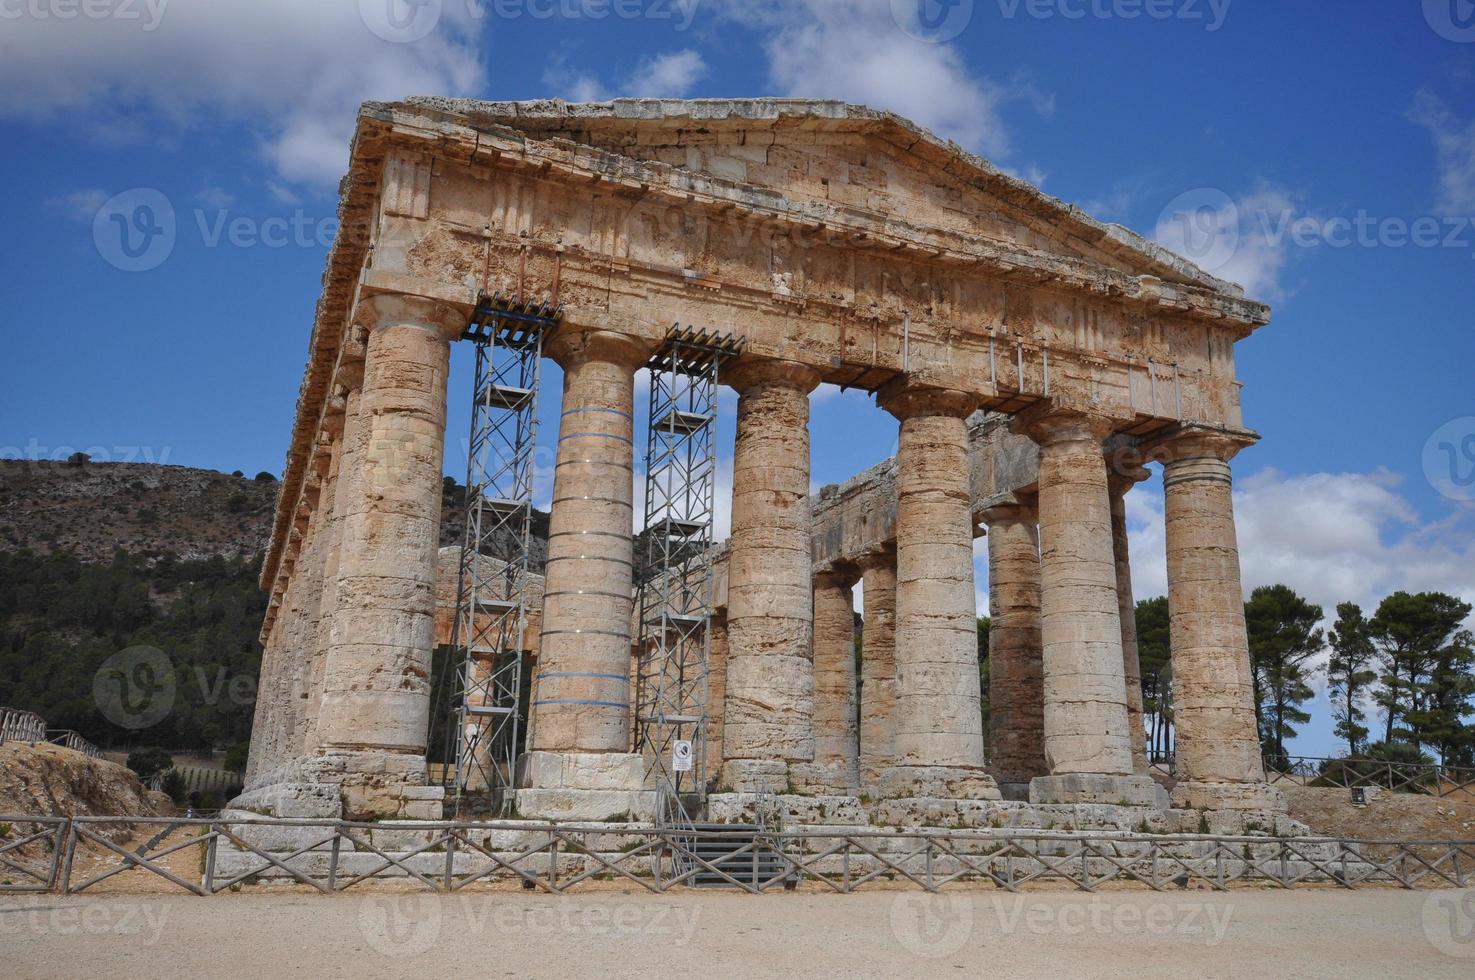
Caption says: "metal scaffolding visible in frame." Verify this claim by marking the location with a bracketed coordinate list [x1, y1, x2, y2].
[634, 326, 743, 826]
[439, 293, 560, 817]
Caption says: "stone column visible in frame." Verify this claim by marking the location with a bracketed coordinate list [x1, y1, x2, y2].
[857, 552, 897, 796]
[981, 497, 1046, 794]
[1158, 427, 1283, 812]
[1108, 469, 1150, 774]
[1013, 405, 1162, 807]
[878, 383, 997, 800]
[705, 610, 728, 784]
[314, 293, 460, 819]
[796, 568, 859, 795]
[518, 328, 651, 821]
[720, 358, 821, 794]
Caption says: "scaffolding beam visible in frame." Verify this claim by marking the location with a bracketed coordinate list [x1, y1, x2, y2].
[438, 293, 560, 817]
[634, 325, 744, 827]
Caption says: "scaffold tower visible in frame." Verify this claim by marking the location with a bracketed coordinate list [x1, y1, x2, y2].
[440, 293, 560, 816]
[634, 326, 744, 824]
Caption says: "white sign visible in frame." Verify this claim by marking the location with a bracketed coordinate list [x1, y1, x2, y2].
[672, 740, 694, 773]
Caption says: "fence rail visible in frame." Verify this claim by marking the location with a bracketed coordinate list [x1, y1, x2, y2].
[2, 814, 1471, 897]
[46, 730, 101, 759]
[1266, 755, 1475, 798]
[0, 708, 47, 744]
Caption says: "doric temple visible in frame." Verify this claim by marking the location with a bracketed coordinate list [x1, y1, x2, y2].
[239, 98, 1283, 828]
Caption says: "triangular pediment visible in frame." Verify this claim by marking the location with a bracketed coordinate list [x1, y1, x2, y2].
[394, 96, 1245, 300]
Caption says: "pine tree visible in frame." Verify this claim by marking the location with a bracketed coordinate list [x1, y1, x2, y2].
[1244, 584, 1325, 767]
[1134, 596, 1172, 763]
[1369, 591, 1473, 752]
[1327, 602, 1378, 756]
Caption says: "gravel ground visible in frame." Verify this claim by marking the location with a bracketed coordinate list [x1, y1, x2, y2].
[4, 887, 1474, 978]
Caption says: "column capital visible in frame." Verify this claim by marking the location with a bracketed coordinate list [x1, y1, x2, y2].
[721, 355, 822, 395]
[1011, 402, 1119, 446]
[354, 290, 466, 341]
[545, 327, 651, 370]
[979, 492, 1038, 526]
[1147, 424, 1258, 465]
[854, 545, 897, 573]
[876, 379, 979, 422]
[814, 565, 860, 590]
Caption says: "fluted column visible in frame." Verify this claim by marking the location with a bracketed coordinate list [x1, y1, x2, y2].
[1013, 405, 1162, 807]
[315, 293, 460, 818]
[1108, 469, 1150, 774]
[981, 496, 1046, 791]
[796, 569, 860, 795]
[720, 358, 821, 793]
[878, 382, 996, 800]
[1158, 427, 1284, 812]
[857, 551, 897, 795]
[518, 328, 652, 819]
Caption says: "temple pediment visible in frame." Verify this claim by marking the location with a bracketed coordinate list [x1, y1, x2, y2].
[382, 97, 1247, 302]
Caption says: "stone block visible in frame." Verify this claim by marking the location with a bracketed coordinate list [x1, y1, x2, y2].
[1029, 773, 1170, 809]
[514, 788, 656, 822]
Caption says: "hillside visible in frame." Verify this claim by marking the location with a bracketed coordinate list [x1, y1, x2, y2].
[0, 458, 278, 562]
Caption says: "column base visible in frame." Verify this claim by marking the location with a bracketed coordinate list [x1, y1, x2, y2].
[720, 758, 795, 794]
[1029, 773, 1169, 809]
[879, 765, 1000, 801]
[789, 761, 858, 797]
[235, 750, 442, 821]
[1172, 780, 1288, 814]
[514, 750, 656, 821]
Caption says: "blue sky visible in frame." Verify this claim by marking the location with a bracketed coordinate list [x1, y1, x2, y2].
[2, 1, 1473, 754]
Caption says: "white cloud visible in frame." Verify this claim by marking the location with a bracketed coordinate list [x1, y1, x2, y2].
[195, 185, 235, 209]
[628, 50, 708, 97]
[1152, 184, 1307, 301]
[0, 1, 485, 186]
[713, 0, 1051, 160]
[45, 188, 108, 222]
[543, 48, 708, 103]
[1408, 90, 1475, 215]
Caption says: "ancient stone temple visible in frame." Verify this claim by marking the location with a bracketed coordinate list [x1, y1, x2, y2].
[239, 97, 1283, 828]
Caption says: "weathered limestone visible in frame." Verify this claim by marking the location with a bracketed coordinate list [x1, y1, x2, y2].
[794, 569, 860, 796]
[312, 293, 460, 818]
[706, 611, 729, 783]
[1108, 469, 1151, 774]
[878, 383, 996, 801]
[981, 496, 1046, 794]
[1157, 427, 1285, 813]
[1013, 405, 1161, 808]
[720, 358, 821, 793]
[857, 552, 897, 796]
[519, 328, 651, 821]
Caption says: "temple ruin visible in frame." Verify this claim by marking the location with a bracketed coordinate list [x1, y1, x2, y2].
[238, 98, 1284, 832]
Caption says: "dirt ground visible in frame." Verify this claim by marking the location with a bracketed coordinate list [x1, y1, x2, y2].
[1285, 785, 1475, 841]
[3, 888, 1473, 978]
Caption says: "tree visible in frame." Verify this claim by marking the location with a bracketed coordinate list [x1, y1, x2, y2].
[1244, 584, 1324, 767]
[1369, 591, 1473, 752]
[253, 471, 275, 482]
[1134, 596, 1172, 763]
[1413, 628, 1475, 766]
[126, 747, 173, 782]
[1327, 602, 1378, 756]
